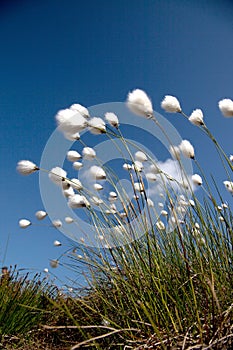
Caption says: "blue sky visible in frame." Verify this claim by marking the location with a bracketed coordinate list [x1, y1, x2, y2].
[0, 0, 232, 287]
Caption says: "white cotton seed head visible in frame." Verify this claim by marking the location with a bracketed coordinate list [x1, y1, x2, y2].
[91, 196, 103, 205]
[105, 112, 119, 128]
[89, 165, 106, 180]
[160, 210, 168, 216]
[189, 199, 195, 207]
[63, 186, 75, 198]
[189, 109, 204, 126]
[218, 99, 233, 117]
[147, 198, 154, 207]
[229, 155, 233, 162]
[179, 199, 189, 207]
[53, 240, 62, 247]
[69, 178, 83, 191]
[179, 140, 195, 159]
[169, 145, 181, 160]
[67, 150, 82, 162]
[149, 163, 161, 174]
[134, 182, 144, 192]
[50, 259, 59, 268]
[132, 161, 144, 172]
[93, 183, 103, 191]
[223, 180, 233, 193]
[35, 210, 47, 220]
[43, 268, 49, 273]
[123, 163, 132, 171]
[73, 161, 83, 170]
[56, 108, 88, 134]
[49, 167, 67, 186]
[61, 179, 70, 190]
[156, 220, 165, 230]
[64, 131, 80, 141]
[109, 191, 117, 199]
[17, 160, 39, 175]
[135, 151, 148, 162]
[82, 147, 96, 160]
[69, 103, 90, 118]
[56, 108, 75, 125]
[126, 89, 153, 117]
[19, 219, 31, 228]
[65, 216, 74, 223]
[192, 174, 203, 186]
[88, 117, 106, 134]
[68, 194, 90, 208]
[161, 95, 182, 113]
[109, 196, 117, 203]
[52, 220, 62, 228]
[145, 173, 157, 182]
[105, 209, 117, 215]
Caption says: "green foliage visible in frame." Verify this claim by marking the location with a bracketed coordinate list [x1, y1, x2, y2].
[0, 267, 57, 340]
[12, 90, 233, 349]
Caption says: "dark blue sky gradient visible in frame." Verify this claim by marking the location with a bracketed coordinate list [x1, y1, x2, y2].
[0, 0, 232, 285]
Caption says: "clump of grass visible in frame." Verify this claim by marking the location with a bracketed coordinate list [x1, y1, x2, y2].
[16, 90, 233, 349]
[0, 266, 57, 342]
[61, 201, 232, 348]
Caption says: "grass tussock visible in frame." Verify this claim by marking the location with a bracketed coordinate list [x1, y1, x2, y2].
[7, 89, 233, 349]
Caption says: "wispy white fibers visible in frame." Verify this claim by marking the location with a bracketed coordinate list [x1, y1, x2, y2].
[55, 108, 88, 134]
[52, 219, 62, 228]
[53, 240, 62, 246]
[127, 89, 153, 117]
[89, 165, 106, 180]
[223, 181, 233, 194]
[68, 194, 90, 208]
[19, 219, 31, 228]
[69, 178, 83, 191]
[179, 140, 195, 159]
[35, 210, 47, 220]
[161, 95, 182, 113]
[65, 216, 74, 224]
[88, 117, 106, 134]
[73, 162, 83, 170]
[135, 151, 148, 162]
[67, 150, 82, 162]
[189, 109, 204, 126]
[69, 103, 90, 118]
[218, 98, 233, 117]
[49, 167, 67, 186]
[82, 147, 96, 160]
[105, 112, 119, 128]
[192, 174, 203, 186]
[17, 160, 39, 175]
[93, 183, 103, 191]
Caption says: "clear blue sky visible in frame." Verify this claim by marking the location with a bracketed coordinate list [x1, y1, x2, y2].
[0, 0, 232, 286]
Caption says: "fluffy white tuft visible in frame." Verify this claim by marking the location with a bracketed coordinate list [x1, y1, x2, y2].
[218, 99, 233, 117]
[161, 95, 182, 113]
[17, 160, 39, 175]
[126, 89, 153, 117]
